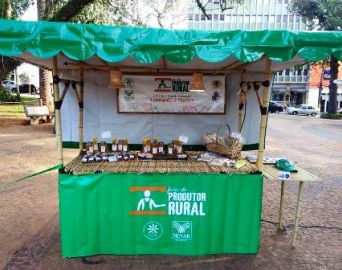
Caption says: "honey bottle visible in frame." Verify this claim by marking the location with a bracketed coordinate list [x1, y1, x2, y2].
[100, 141, 107, 153]
[122, 136, 128, 152]
[118, 139, 123, 151]
[112, 136, 118, 152]
[93, 135, 98, 152]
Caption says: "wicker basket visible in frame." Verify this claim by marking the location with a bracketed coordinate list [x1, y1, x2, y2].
[205, 124, 242, 159]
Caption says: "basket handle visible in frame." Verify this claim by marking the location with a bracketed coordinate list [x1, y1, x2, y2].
[215, 123, 231, 143]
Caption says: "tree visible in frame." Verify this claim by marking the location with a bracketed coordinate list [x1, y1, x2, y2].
[0, 0, 33, 81]
[194, 0, 244, 19]
[290, 0, 342, 114]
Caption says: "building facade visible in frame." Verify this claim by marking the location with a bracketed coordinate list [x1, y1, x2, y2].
[188, 0, 310, 106]
[308, 63, 342, 112]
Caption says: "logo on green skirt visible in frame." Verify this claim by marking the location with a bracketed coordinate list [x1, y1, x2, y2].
[143, 221, 163, 241]
[172, 221, 192, 241]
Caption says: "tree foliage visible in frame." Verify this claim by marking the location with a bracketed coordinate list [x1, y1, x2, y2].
[290, 0, 342, 31]
[0, 0, 33, 19]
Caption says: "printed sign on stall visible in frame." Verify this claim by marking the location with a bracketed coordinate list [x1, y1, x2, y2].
[118, 75, 226, 114]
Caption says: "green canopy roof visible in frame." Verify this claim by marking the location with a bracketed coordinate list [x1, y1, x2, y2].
[0, 19, 341, 68]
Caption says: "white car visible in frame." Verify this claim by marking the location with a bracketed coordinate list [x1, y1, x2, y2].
[1, 80, 18, 91]
[287, 104, 319, 116]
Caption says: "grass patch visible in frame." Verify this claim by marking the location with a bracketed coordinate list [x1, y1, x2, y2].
[0, 95, 40, 118]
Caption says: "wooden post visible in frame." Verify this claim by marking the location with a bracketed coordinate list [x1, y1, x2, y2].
[237, 73, 244, 132]
[79, 68, 84, 152]
[256, 59, 272, 171]
[279, 181, 285, 230]
[52, 56, 64, 165]
[292, 181, 304, 248]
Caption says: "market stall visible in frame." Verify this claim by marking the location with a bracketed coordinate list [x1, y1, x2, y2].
[0, 19, 341, 257]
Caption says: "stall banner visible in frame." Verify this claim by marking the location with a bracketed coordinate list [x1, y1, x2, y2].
[118, 76, 226, 114]
[59, 173, 263, 257]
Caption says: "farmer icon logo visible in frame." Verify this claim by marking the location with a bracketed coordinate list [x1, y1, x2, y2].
[130, 186, 167, 216]
[172, 221, 192, 241]
[143, 221, 163, 240]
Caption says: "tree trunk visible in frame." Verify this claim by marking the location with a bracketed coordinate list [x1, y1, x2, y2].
[37, 0, 54, 111]
[5, 0, 12, 18]
[327, 55, 338, 114]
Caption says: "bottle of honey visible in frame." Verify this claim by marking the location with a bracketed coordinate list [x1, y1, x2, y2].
[100, 141, 107, 153]
[145, 136, 151, 153]
[122, 136, 128, 152]
[112, 136, 118, 152]
[118, 139, 123, 151]
[93, 135, 98, 152]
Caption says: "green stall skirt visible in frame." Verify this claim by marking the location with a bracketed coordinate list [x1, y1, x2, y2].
[58, 172, 263, 257]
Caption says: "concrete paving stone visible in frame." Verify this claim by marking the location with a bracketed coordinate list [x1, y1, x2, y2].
[1, 115, 342, 269]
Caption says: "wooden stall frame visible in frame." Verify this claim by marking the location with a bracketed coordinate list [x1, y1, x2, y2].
[52, 56, 64, 165]
[256, 59, 272, 172]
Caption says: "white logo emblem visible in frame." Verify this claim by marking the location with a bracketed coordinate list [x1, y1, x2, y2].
[172, 221, 192, 241]
[143, 221, 163, 241]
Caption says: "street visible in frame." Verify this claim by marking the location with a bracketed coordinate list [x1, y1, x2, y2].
[0, 114, 341, 270]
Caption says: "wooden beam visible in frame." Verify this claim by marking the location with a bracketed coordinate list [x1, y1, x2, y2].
[52, 56, 64, 165]
[256, 59, 272, 171]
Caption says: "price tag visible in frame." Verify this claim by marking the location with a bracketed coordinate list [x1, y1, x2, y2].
[278, 171, 290, 181]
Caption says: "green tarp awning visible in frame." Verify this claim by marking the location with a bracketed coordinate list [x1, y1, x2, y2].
[0, 19, 341, 65]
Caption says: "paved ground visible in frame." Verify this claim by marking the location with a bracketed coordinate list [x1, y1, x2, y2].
[0, 114, 341, 270]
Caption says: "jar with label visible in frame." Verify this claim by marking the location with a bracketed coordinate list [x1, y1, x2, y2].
[100, 141, 107, 153]
[177, 140, 183, 154]
[158, 142, 164, 155]
[86, 142, 94, 154]
[118, 140, 123, 151]
[167, 143, 174, 155]
[122, 136, 128, 152]
[93, 136, 98, 152]
[151, 141, 158, 155]
[112, 136, 118, 152]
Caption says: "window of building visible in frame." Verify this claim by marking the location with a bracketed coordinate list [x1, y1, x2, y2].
[263, 15, 269, 24]
[277, 0, 282, 4]
[201, 14, 206, 21]
[195, 14, 200, 21]
[276, 15, 281, 23]
[213, 0, 220, 3]
[207, 14, 212, 20]
[295, 16, 301, 22]
[303, 69, 308, 76]
[283, 15, 288, 22]
[214, 14, 219, 21]
[297, 69, 302, 76]
[269, 15, 275, 23]
[257, 16, 262, 23]
[285, 69, 290, 76]
[250, 15, 256, 23]
[278, 70, 283, 75]
[188, 14, 193, 21]
[220, 14, 224, 21]
[283, 0, 289, 3]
